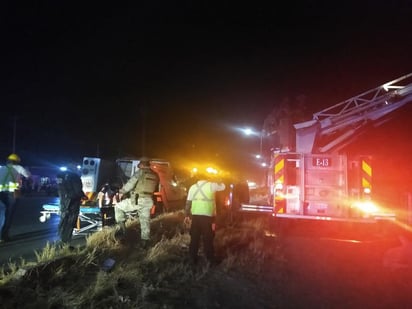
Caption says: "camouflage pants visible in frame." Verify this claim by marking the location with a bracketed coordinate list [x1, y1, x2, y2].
[114, 196, 153, 240]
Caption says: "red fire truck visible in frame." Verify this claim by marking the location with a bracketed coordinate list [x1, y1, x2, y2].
[241, 73, 412, 224]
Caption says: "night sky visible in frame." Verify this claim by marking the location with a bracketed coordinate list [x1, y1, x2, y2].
[1, 1, 411, 178]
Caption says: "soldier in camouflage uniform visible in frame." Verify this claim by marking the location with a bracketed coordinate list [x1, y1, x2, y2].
[114, 157, 159, 248]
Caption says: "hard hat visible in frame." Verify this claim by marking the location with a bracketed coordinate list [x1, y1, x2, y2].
[7, 153, 21, 163]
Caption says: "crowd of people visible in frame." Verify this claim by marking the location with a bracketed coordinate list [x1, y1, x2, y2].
[0, 153, 229, 266]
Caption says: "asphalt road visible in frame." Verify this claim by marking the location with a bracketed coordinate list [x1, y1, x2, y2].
[274, 219, 411, 308]
[0, 194, 89, 266]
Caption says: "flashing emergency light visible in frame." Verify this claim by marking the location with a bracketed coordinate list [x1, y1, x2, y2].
[363, 187, 371, 194]
[206, 167, 218, 174]
[274, 183, 283, 190]
[247, 181, 257, 189]
[192, 166, 220, 175]
[59, 165, 81, 172]
[352, 200, 379, 214]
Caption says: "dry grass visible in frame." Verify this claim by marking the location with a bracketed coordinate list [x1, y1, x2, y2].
[0, 211, 286, 308]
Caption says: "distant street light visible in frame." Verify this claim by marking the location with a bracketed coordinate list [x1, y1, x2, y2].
[242, 127, 254, 136]
[240, 126, 268, 163]
[237, 125, 269, 187]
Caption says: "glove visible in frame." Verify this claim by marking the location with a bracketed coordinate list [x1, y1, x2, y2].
[184, 216, 192, 228]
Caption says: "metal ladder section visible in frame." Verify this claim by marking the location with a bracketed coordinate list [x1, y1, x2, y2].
[295, 73, 412, 153]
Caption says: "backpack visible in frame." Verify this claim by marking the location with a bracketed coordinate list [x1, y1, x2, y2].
[134, 168, 159, 195]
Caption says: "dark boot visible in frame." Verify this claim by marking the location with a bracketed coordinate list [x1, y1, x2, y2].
[115, 221, 126, 239]
[140, 239, 149, 249]
[1, 233, 10, 242]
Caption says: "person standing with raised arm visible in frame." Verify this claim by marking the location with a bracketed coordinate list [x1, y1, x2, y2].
[0, 153, 31, 242]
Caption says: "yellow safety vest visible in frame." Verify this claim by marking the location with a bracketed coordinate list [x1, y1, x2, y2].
[191, 182, 215, 216]
[0, 166, 19, 192]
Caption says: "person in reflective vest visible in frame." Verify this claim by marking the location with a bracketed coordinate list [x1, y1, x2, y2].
[184, 174, 225, 265]
[114, 157, 160, 249]
[0, 153, 31, 242]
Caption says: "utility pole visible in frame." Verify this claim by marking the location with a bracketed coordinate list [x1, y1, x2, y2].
[140, 103, 147, 156]
[12, 115, 17, 153]
[259, 129, 264, 156]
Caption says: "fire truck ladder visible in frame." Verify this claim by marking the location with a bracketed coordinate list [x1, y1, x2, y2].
[294, 73, 412, 153]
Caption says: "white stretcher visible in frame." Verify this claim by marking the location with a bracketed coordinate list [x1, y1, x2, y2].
[40, 203, 102, 235]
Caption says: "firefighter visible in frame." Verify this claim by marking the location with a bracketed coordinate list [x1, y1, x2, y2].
[56, 166, 86, 246]
[0, 153, 31, 242]
[114, 157, 160, 249]
[184, 172, 225, 265]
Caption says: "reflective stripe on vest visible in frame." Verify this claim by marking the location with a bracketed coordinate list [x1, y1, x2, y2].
[191, 182, 214, 216]
[0, 166, 18, 192]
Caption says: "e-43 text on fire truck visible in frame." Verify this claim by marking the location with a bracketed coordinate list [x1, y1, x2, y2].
[241, 73, 412, 225]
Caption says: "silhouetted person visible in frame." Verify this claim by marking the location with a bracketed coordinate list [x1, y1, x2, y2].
[98, 182, 119, 227]
[56, 167, 86, 246]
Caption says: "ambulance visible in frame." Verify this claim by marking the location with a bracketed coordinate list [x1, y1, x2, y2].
[80, 156, 187, 216]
